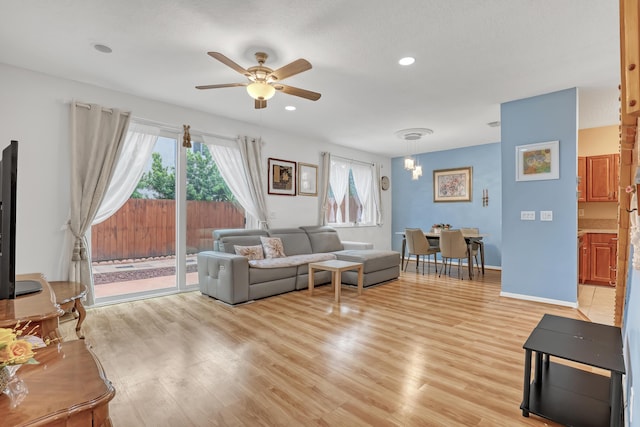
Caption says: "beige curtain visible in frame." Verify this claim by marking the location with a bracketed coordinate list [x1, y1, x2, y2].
[67, 101, 131, 305]
[319, 152, 331, 225]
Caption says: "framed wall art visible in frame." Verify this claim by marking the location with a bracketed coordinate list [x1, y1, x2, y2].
[515, 140, 559, 181]
[297, 162, 318, 196]
[268, 158, 296, 196]
[433, 167, 472, 202]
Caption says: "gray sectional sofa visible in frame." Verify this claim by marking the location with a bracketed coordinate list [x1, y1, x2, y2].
[197, 226, 400, 304]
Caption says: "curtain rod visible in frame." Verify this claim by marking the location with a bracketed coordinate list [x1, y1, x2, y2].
[329, 153, 374, 167]
[130, 116, 236, 142]
[72, 102, 235, 142]
[74, 102, 130, 116]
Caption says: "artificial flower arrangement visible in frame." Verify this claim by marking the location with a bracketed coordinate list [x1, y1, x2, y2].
[0, 322, 41, 369]
[432, 223, 451, 229]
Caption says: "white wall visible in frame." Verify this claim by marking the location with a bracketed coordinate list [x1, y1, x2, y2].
[0, 63, 392, 281]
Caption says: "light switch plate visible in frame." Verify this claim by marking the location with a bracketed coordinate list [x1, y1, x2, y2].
[540, 210, 553, 221]
[520, 211, 535, 221]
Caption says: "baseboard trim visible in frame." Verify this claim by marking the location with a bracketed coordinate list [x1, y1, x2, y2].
[499, 291, 578, 308]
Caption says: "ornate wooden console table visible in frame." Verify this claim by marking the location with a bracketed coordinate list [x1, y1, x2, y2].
[0, 340, 115, 427]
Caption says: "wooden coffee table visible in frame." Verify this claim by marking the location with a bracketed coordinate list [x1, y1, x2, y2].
[308, 260, 364, 303]
[49, 281, 88, 339]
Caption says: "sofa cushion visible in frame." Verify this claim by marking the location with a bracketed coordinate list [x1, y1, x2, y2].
[248, 253, 336, 268]
[234, 245, 264, 260]
[267, 228, 313, 255]
[214, 229, 269, 252]
[301, 226, 344, 253]
[218, 236, 261, 253]
[260, 236, 287, 258]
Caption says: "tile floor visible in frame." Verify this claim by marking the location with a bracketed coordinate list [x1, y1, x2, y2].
[578, 283, 616, 325]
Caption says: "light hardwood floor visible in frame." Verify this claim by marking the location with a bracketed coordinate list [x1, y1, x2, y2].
[59, 268, 587, 427]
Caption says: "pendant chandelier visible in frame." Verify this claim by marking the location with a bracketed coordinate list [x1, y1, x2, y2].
[394, 128, 433, 180]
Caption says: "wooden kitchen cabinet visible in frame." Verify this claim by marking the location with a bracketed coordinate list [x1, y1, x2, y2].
[587, 233, 617, 286]
[577, 156, 586, 202]
[586, 154, 619, 202]
[578, 234, 589, 284]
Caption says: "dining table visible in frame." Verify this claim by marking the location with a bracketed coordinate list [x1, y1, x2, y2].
[396, 230, 487, 279]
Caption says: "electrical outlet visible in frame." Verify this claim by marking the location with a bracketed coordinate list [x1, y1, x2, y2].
[520, 211, 535, 221]
[578, 209, 584, 217]
[540, 210, 553, 221]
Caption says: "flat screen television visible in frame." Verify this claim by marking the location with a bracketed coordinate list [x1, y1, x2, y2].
[0, 140, 41, 299]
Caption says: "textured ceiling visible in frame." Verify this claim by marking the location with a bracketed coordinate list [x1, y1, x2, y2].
[0, 1, 621, 157]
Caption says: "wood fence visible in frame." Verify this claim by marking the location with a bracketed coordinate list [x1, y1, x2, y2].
[91, 199, 245, 261]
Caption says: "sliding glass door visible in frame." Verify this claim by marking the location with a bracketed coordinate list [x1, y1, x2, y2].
[92, 135, 179, 302]
[91, 126, 245, 303]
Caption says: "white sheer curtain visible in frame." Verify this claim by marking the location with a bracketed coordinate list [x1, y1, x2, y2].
[92, 124, 159, 225]
[330, 158, 350, 223]
[204, 135, 269, 229]
[318, 152, 331, 225]
[350, 162, 373, 222]
[67, 101, 131, 305]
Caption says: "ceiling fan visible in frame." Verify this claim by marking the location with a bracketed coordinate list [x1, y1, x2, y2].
[196, 51, 321, 109]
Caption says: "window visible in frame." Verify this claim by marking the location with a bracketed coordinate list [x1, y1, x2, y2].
[325, 157, 376, 226]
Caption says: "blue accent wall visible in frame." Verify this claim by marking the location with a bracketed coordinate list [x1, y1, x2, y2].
[500, 88, 578, 303]
[391, 142, 502, 267]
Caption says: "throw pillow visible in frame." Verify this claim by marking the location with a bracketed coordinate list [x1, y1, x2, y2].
[234, 245, 264, 260]
[260, 236, 287, 259]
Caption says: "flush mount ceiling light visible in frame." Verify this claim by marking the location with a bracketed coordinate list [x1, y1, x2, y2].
[398, 57, 415, 66]
[285, 105, 296, 111]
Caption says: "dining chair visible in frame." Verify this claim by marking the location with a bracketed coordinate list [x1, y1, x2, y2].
[438, 229, 469, 279]
[461, 227, 481, 274]
[404, 228, 440, 275]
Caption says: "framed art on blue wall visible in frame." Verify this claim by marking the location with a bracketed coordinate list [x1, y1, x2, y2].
[515, 140, 559, 181]
[433, 167, 472, 202]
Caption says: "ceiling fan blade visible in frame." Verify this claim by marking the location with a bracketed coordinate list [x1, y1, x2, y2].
[270, 59, 312, 81]
[274, 84, 321, 101]
[195, 83, 247, 90]
[207, 52, 251, 76]
[255, 99, 267, 109]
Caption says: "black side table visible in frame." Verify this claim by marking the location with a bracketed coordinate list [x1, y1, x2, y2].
[521, 314, 625, 427]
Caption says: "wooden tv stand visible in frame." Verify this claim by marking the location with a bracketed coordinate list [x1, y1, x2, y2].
[0, 273, 64, 342]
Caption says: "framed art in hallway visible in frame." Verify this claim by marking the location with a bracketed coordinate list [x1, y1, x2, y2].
[433, 167, 472, 202]
[297, 162, 318, 196]
[268, 158, 296, 195]
[515, 140, 559, 181]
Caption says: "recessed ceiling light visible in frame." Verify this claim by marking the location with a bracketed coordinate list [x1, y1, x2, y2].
[93, 44, 112, 54]
[285, 106, 296, 111]
[398, 57, 415, 66]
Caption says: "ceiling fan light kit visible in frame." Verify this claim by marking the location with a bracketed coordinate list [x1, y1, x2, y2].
[246, 82, 275, 100]
[197, 51, 321, 109]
